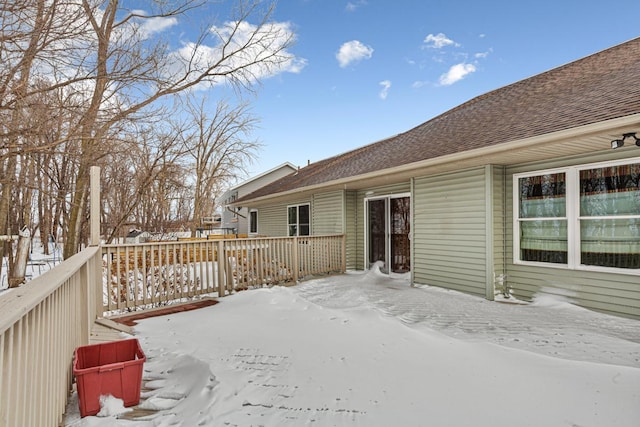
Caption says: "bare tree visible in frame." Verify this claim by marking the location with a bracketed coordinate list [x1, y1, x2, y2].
[0, 0, 84, 283]
[178, 96, 260, 234]
[100, 124, 188, 242]
[62, 0, 295, 258]
[0, 0, 298, 276]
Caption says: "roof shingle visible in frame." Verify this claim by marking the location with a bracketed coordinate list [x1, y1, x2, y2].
[241, 38, 640, 201]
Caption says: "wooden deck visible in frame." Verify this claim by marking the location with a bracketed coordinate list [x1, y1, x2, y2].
[89, 318, 134, 344]
[90, 298, 219, 344]
[4, 236, 345, 426]
[81, 299, 220, 422]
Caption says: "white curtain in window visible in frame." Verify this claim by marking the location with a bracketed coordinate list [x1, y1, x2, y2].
[580, 164, 640, 268]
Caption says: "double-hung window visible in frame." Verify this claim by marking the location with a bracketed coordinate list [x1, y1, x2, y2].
[516, 171, 568, 264]
[288, 204, 310, 236]
[514, 158, 640, 273]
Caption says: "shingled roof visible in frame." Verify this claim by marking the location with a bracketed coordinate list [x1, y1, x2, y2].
[240, 37, 640, 203]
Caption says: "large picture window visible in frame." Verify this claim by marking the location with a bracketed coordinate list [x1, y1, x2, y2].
[288, 204, 310, 236]
[514, 159, 639, 273]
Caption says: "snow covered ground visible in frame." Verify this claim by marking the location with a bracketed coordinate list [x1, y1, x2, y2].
[0, 240, 61, 290]
[64, 266, 640, 426]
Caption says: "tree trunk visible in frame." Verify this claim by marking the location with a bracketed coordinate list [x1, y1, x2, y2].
[0, 156, 19, 278]
[63, 166, 89, 259]
[8, 227, 31, 288]
[0, 0, 48, 276]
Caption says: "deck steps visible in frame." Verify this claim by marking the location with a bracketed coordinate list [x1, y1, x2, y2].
[89, 318, 134, 344]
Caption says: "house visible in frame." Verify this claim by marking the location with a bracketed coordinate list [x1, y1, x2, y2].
[233, 38, 640, 320]
[219, 162, 297, 235]
[125, 229, 150, 244]
[195, 213, 222, 237]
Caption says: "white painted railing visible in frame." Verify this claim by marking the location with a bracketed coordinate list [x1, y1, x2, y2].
[0, 235, 345, 425]
[102, 235, 346, 313]
[0, 246, 102, 427]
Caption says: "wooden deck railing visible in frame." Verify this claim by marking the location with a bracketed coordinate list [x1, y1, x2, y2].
[101, 234, 346, 313]
[0, 234, 345, 425]
[0, 246, 102, 427]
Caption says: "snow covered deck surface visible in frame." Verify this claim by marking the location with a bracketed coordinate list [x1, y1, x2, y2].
[64, 266, 640, 426]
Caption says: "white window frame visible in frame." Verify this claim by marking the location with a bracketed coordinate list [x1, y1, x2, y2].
[249, 209, 258, 234]
[287, 203, 310, 236]
[363, 192, 411, 272]
[513, 157, 640, 275]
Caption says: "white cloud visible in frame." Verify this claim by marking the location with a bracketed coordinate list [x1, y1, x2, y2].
[126, 9, 178, 39]
[169, 20, 304, 89]
[336, 40, 374, 68]
[423, 33, 459, 49]
[412, 80, 428, 89]
[138, 16, 178, 38]
[438, 63, 476, 85]
[287, 56, 308, 74]
[346, 1, 367, 12]
[474, 48, 492, 59]
[378, 80, 391, 99]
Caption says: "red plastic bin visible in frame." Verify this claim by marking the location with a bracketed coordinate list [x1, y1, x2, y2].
[73, 338, 146, 417]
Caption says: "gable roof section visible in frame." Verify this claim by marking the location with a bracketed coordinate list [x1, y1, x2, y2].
[228, 162, 297, 192]
[239, 37, 640, 203]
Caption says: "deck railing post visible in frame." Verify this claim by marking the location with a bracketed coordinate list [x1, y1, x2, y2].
[93, 248, 103, 319]
[89, 166, 100, 247]
[292, 237, 299, 283]
[217, 240, 225, 297]
[341, 234, 346, 273]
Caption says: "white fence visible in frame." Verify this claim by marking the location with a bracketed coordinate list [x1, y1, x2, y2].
[102, 234, 346, 313]
[0, 246, 102, 427]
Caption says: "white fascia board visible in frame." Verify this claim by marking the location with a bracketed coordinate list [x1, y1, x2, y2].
[242, 114, 640, 204]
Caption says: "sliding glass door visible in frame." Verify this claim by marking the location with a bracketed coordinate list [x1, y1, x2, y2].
[366, 195, 410, 274]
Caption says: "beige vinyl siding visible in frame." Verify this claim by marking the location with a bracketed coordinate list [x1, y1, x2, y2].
[344, 191, 358, 270]
[413, 167, 489, 298]
[255, 199, 311, 237]
[255, 192, 345, 238]
[491, 165, 507, 297]
[355, 182, 411, 271]
[312, 191, 344, 234]
[506, 150, 640, 319]
[254, 204, 288, 236]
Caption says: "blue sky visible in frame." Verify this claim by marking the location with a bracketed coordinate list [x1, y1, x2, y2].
[144, 0, 639, 180]
[233, 0, 639, 178]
